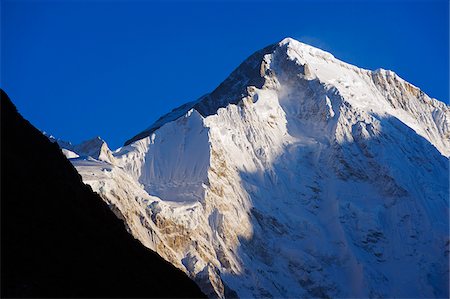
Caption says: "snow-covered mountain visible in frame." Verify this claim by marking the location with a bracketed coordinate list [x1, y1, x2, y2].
[58, 38, 449, 298]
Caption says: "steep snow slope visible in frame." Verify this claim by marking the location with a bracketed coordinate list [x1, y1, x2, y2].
[66, 38, 449, 298]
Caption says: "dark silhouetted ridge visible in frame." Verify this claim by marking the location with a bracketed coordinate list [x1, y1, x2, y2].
[0, 89, 206, 298]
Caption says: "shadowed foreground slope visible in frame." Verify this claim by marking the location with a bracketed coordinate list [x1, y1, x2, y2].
[0, 90, 206, 298]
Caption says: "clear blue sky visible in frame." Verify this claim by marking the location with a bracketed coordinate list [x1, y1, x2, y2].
[1, 0, 448, 149]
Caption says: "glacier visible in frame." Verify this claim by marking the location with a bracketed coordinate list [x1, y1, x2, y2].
[58, 38, 449, 298]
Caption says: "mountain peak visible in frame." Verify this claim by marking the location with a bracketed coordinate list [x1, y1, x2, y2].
[124, 38, 449, 155]
[279, 36, 296, 44]
[67, 136, 115, 164]
[279, 37, 334, 56]
[57, 39, 449, 298]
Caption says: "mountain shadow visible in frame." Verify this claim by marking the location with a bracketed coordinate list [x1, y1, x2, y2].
[0, 89, 206, 298]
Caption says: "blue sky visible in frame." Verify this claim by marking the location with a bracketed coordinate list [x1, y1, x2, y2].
[1, 0, 448, 149]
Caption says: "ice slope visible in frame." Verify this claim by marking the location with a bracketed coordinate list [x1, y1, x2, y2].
[67, 38, 449, 298]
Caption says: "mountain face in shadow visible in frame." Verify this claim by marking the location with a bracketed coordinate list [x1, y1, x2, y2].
[0, 89, 206, 298]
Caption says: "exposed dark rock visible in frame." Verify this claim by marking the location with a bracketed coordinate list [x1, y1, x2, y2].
[0, 89, 206, 298]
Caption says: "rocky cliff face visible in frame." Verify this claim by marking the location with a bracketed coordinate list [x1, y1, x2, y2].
[0, 90, 206, 298]
[61, 38, 448, 298]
